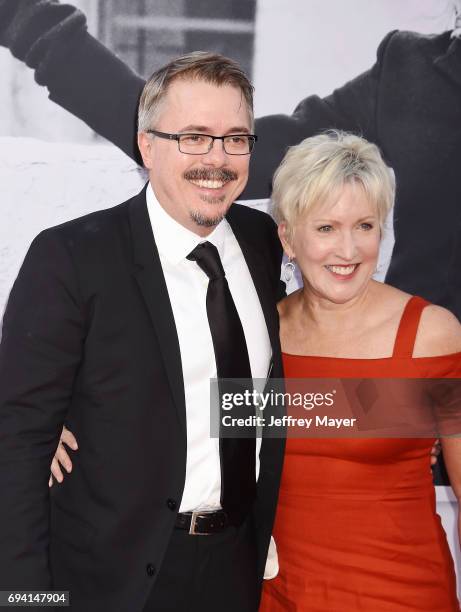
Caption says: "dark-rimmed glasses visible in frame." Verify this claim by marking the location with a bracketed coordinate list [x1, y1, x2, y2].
[146, 129, 257, 155]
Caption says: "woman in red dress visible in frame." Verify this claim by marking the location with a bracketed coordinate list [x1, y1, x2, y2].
[260, 131, 461, 611]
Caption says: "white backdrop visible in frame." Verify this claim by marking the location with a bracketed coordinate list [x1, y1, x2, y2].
[254, 0, 453, 115]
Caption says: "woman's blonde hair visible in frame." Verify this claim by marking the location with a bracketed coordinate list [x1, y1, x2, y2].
[272, 131, 395, 234]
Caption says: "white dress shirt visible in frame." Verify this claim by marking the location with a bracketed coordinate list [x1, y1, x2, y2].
[146, 184, 271, 512]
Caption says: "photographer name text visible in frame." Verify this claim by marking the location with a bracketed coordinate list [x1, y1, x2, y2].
[222, 415, 357, 429]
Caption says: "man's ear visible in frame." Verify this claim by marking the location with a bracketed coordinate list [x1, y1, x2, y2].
[137, 132, 154, 169]
[278, 222, 295, 259]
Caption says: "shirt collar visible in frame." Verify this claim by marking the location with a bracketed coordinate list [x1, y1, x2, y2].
[146, 182, 227, 266]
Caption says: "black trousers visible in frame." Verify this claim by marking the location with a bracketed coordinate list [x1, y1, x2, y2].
[143, 517, 258, 612]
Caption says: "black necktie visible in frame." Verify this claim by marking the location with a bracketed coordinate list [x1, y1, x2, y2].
[187, 241, 256, 524]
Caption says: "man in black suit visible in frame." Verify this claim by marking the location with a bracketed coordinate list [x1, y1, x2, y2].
[0, 52, 285, 612]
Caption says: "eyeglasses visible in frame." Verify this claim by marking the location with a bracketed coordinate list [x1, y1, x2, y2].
[146, 129, 257, 155]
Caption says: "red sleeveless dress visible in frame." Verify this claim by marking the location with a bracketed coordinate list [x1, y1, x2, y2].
[260, 297, 461, 611]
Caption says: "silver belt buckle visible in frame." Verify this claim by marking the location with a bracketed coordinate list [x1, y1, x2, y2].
[189, 510, 210, 536]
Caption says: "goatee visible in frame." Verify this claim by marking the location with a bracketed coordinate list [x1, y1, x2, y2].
[190, 210, 226, 228]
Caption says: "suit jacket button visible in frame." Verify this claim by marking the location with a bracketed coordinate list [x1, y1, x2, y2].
[146, 563, 156, 577]
[166, 498, 177, 511]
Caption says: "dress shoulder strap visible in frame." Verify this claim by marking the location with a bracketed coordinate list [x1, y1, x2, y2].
[392, 296, 431, 358]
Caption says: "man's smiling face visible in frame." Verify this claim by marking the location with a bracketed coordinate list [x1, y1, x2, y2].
[138, 78, 252, 236]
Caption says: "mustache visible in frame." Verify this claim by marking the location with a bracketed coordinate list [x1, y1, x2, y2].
[183, 168, 238, 182]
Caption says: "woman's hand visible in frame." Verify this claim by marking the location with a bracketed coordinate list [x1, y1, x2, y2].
[49, 426, 78, 487]
[430, 439, 441, 466]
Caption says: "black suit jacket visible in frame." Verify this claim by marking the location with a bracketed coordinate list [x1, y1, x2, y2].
[0, 187, 285, 611]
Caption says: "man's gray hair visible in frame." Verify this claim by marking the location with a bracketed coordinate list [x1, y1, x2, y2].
[138, 51, 254, 132]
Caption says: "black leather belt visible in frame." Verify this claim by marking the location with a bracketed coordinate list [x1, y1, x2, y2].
[175, 510, 229, 535]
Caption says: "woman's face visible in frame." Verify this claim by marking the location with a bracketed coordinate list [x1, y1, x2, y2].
[281, 182, 381, 305]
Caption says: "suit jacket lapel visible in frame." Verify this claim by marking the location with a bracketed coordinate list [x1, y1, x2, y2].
[129, 188, 186, 435]
[226, 208, 280, 366]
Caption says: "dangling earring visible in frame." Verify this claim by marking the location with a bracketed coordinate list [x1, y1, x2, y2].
[283, 258, 296, 283]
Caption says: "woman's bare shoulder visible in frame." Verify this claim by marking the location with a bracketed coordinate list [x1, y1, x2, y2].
[414, 304, 461, 357]
[368, 281, 411, 323]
